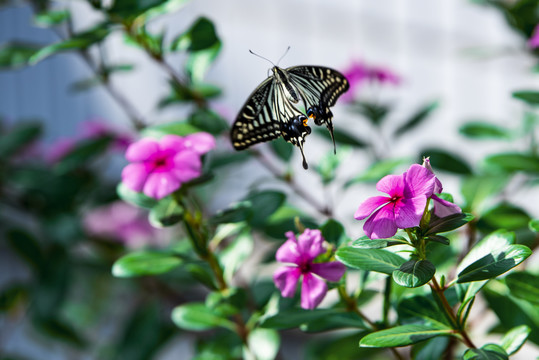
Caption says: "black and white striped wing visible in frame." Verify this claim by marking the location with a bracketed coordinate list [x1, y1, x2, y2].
[287, 66, 349, 151]
[231, 78, 281, 150]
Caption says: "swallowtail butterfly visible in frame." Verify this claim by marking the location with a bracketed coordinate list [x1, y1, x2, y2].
[231, 53, 349, 169]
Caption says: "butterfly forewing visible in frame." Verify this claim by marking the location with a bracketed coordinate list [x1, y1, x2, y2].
[231, 78, 281, 150]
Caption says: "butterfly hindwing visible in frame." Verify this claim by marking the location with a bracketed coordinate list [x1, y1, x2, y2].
[231, 78, 281, 150]
[287, 66, 349, 152]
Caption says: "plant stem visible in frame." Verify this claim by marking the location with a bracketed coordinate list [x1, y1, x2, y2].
[430, 277, 476, 349]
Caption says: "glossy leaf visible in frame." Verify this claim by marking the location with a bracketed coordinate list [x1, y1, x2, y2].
[245, 190, 286, 228]
[336, 247, 406, 275]
[397, 295, 451, 328]
[171, 302, 236, 331]
[246, 328, 280, 360]
[411, 336, 450, 360]
[425, 213, 473, 235]
[360, 324, 452, 348]
[477, 203, 531, 233]
[219, 230, 253, 282]
[484, 153, 539, 174]
[512, 90, 539, 106]
[501, 325, 530, 356]
[320, 219, 347, 246]
[0, 42, 40, 69]
[34, 10, 69, 26]
[188, 109, 228, 135]
[112, 251, 182, 277]
[529, 219, 539, 232]
[463, 344, 508, 360]
[505, 272, 539, 305]
[392, 260, 435, 288]
[459, 121, 511, 140]
[270, 137, 293, 161]
[394, 100, 439, 137]
[351, 235, 408, 249]
[419, 148, 473, 175]
[457, 244, 531, 283]
[117, 183, 158, 209]
[457, 230, 515, 274]
[149, 196, 183, 227]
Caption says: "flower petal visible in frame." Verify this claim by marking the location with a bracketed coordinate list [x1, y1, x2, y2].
[121, 163, 151, 192]
[363, 204, 398, 239]
[273, 266, 300, 298]
[432, 194, 462, 217]
[275, 237, 302, 264]
[171, 150, 202, 183]
[310, 261, 346, 282]
[301, 273, 327, 310]
[183, 132, 216, 154]
[125, 138, 160, 162]
[142, 172, 181, 200]
[403, 164, 436, 198]
[354, 196, 391, 220]
[297, 229, 324, 261]
[395, 196, 427, 229]
[160, 135, 185, 152]
[376, 174, 404, 197]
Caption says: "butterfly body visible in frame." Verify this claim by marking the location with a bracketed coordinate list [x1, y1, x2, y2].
[231, 64, 349, 169]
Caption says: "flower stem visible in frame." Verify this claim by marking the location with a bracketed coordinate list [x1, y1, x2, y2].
[430, 277, 476, 349]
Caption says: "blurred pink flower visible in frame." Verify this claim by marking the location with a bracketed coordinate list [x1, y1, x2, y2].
[422, 158, 462, 217]
[47, 138, 77, 163]
[341, 60, 401, 102]
[84, 201, 158, 248]
[273, 229, 345, 310]
[121, 133, 215, 200]
[354, 164, 436, 239]
[529, 24, 539, 49]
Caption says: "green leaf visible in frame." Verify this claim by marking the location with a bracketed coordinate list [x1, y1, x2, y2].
[0, 122, 42, 158]
[477, 203, 531, 232]
[426, 213, 473, 235]
[314, 127, 367, 148]
[419, 148, 473, 175]
[260, 308, 350, 330]
[484, 153, 539, 174]
[219, 230, 253, 283]
[185, 42, 221, 83]
[270, 137, 293, 162]
[512, 90, 539, 106]
[529, 219, 539, 232]
[463, 344, 508, 360]
[206, 288, 246, 317]
[345, 158, 409, 186]
[148, 196, 183, 228]
[117, 183, 158, 209]
[209, 152, 250, 169]
[411, 336, 450, 360]
[171, 302, 236, 331]
[245, 190, 286, 228]
[300, 311, 367, 332]
[351, 235, 408, 249]
[500, 325, 530, 356]
[457, 244, 531, 283]
[392, 260, 435, 288]
[459, 121, 512, 140]
[112, 251, 182, 278]
[171, 17, 219, 52]
[394, 100, 439, 137]
[30, 23, 111, 64]
[457, 230, 515, 274]
[353, 101, 390, 126]
[6, 229, 43, 271]
[246, 328, 280, 360]
[461, 175, 509, 214]
[336, 247, 406, 275]
[360, 324, 452, 348]
[34, 10, 70, 26]
[54, 136, 112, 173]
[315, 147, 350, 185]
[320, 219, 347, 246]
[397, 295, 451, 328]
[188, 109, 228, 135]
[505, 272, 539, 305]
[0, 42, 40, 69]
[33, 317, 86, 347]
[141, 120, 202, 139]
[211, 201, 252, 225]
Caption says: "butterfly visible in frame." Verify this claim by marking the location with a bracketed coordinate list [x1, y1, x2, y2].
[231, 60, 349, 169]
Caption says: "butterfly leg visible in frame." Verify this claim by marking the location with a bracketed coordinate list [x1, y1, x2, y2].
[281, 114, 312, 169]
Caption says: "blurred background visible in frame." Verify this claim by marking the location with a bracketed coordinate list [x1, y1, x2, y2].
[0, 0, 538, 359]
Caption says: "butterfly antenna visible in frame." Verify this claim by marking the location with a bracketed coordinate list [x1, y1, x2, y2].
[248, 49, 275, 67]
[276, 46, 291, 66]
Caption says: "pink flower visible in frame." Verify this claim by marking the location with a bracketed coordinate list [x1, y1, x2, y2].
[273, 229, 346, 310]
[422, 158, 462, 217]
[354, 164, 437, 239]
[121, 133, 215, 200]
[47, 138, 77, 163]
[341, 60, 401, 102]
[529, 24, 539, 49]
[84, 201, 158, 248]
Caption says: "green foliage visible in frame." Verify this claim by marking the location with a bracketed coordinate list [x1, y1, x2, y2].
[419, 148, 473, 175]
[0, 42, 40, 69]
[112, 251, 183, 277]
[459, 121, 512, 140]
[394, 100, 439, 137]
[336, 247, 406, 275]
[360, 324, 453, 348]
[171, 302, 236, 331]
[392, 260, 435, 288]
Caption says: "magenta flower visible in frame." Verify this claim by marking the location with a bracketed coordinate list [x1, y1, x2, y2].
[354, 164, 437, 239]
[273, 229, 346, 310]
[422, 158, 462, 217]
[529, 24, 539, 49]
[341, 60, 401, 102]
[84, 201, 160, 248]
[121, 133, 215, 200]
